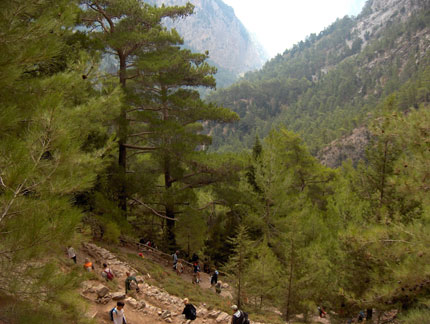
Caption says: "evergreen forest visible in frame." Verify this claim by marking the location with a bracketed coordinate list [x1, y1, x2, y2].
[1, 0, 430, 323]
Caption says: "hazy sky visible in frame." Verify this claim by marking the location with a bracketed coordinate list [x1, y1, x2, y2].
[223, 0, 368, 58]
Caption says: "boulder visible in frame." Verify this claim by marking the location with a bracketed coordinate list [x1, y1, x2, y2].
[216, 312, 230, 323]
[125, 297, 139, 309]
[208, 310, 221, 318]
[197, 307, 208, 318]
[161, 310, 171, 319]
[81, 281, 96, 294]
[111, 292, 126, 300]
[95, 284, 109, 298]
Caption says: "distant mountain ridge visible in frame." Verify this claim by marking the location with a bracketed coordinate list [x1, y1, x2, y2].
[207, 0, 430, 165]
[145, 0, 268, 87]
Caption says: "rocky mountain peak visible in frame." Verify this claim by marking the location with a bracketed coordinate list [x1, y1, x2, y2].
[146, 0, 268, 85]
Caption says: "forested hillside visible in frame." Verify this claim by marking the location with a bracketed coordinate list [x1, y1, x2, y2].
[208, 0, 430, 162]
[1, 0, 430, 323]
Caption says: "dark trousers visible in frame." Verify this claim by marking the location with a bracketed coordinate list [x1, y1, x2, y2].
[71, 256, 77, 264]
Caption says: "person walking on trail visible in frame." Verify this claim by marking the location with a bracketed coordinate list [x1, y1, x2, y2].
[182, 298, 197, 321]
[172, 250, 179, 270]
[176, 260, 184, 275]
[125, 272, 140, 294]
[191, 253, 199, 262]
[110, 301, 127, 324]
[67, 246, 76, 264]
[211, 269, 219, 286]
[102, 263, 114, 281]
[318, 306, 327, 318]
[192, 262, 201, 284]
[83, 258, 94, 272]
[215, 281, 222, 294]
[231, 305, 249, 324]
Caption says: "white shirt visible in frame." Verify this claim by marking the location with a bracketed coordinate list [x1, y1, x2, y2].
[113, 307, 126, 324]
[67, 247, 76, 258]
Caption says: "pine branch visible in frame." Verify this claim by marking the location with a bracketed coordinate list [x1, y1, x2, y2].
[131, 198, 177, 221]
[123, 144, 159, 151]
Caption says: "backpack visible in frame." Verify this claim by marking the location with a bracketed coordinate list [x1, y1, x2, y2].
[242, 311, 250, 324]
[109, 308, 116, 321]
[189, 305, 197, 320]
[105, 269, 114, 280]
[109, 308, 126, 323]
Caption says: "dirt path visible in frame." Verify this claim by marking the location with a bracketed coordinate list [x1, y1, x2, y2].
[77, 242, 239, 324]
[117, 244, 222, 292]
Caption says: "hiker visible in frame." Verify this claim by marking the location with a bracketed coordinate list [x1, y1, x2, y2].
[102, 263, 114, 281]
[192, 261, 200, 284]
[182, 298, 197, 321]
[83, 258, 94, 272]
[215, 281, 222, 294]
[67, 246, 76, 264]
[110, 301, 127, 324]
[191, 253, 199, 262]
[176, 260, 184, 275]
[125, 272, 140, 294]
[318, 306, 327, 318]
[357, 310, 366, 322]
[211, 269, 219, 286]
[138, 252, 144, 259]
[231, 305, 249, 324]
[172, 250, 179, 270]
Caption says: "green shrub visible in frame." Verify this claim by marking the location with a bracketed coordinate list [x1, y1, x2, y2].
[399, 309, 430, 324]
[103, 222, 121, 244]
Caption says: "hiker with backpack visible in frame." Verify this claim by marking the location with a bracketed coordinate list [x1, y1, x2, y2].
[125, 272, 140, 294]
[215, 281, 222, 294]
[83, 258, 95, 272]
[192, 261, 200, 284]
[211, 269, 219, 286]
[102, 263, 115, 281]
[318, 306, 327, 318]
[176, 260, 184, 275]
[172, 250, 179, 270]
[67, 245, 77, 264]
[110, 301, 127, 324]
[231, 305, 250, 324]
[182, 298, 197, 322]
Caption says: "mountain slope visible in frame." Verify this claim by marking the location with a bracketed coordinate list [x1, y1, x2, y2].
[207, 0, 430, 160]
[147, 0, 268, 87]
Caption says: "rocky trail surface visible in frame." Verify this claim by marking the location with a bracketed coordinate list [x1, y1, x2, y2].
[78, 242, 266, 324]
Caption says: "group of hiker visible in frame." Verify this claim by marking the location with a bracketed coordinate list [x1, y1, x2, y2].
[172, 250, 222, 293]
[67, 246, 141, 295]
[108, 297, 248, 324]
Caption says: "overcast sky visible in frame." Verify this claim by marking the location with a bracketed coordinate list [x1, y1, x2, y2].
[223, 0, 368, 58]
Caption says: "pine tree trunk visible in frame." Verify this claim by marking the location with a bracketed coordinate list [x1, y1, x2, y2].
[238, 250, 242, 308]
[285, 239, 294, 322]
[162, 89, 176, 251]
[164, 158, 176, 252]
[118, 53, 127, 213]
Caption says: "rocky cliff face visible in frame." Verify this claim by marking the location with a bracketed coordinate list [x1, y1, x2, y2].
[147, 0, 268, 85]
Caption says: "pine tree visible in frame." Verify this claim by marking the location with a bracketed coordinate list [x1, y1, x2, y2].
[80, 0, 194, 212]
[224, 225, 254, 308]
[0, 0, 121, 317]
[245, 241, 282, 309]
[125, 44, 238, 250]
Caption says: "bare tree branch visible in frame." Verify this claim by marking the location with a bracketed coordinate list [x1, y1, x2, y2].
[131, 198, 177, 221]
